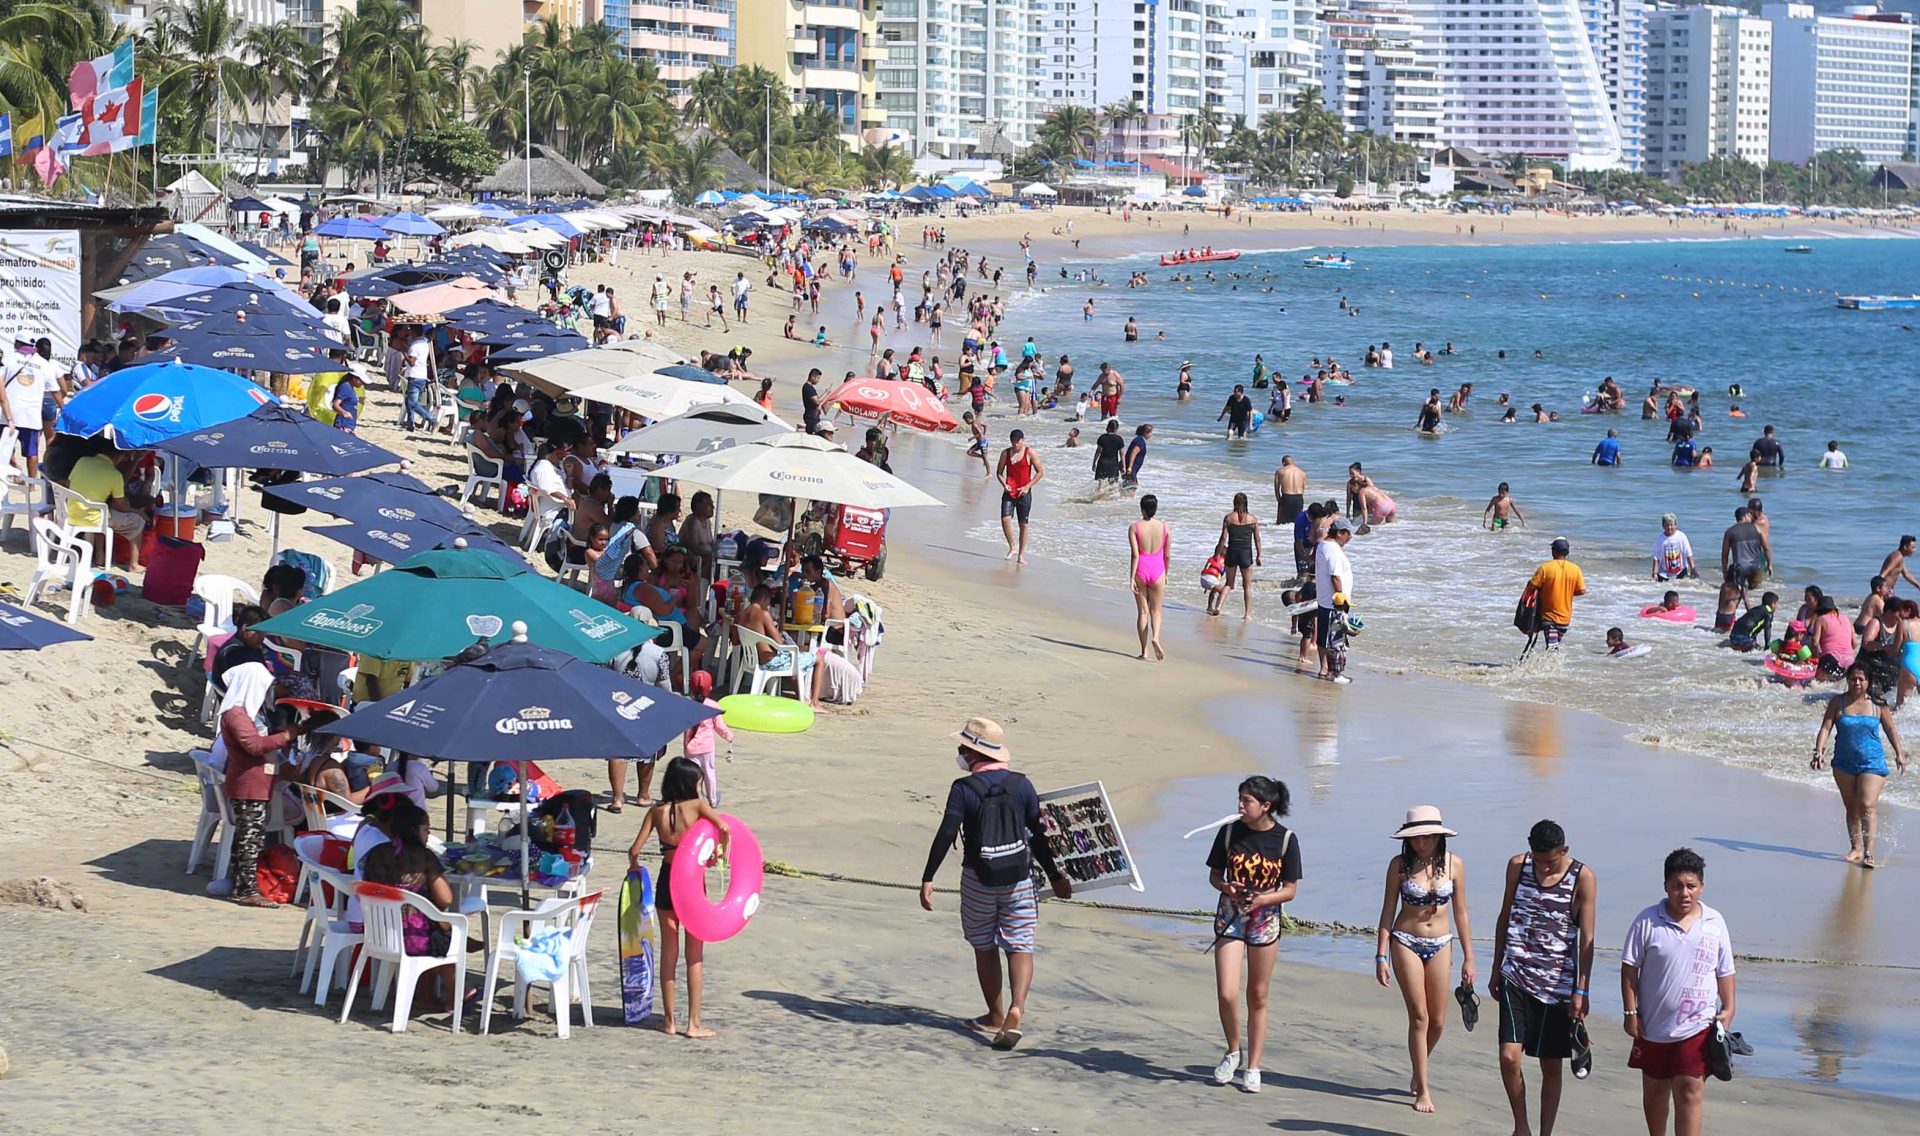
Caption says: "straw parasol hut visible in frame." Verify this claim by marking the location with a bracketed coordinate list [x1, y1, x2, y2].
[474, 144, 609, 199]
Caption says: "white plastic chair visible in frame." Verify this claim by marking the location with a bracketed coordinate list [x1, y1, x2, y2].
[294, 781, 363, 836]
[459, 446, 507, 510]
[186, 749, 232, 880]
[23, 517, 94, 625]
[426, 380, 460, 436]
[189, 575, 260, 664]
[0, 436, 49, 547]
[478, 890, 603, 1039]
[338, 882, 471, 1034]
[47, 480, 112, 561]
[734, 626, 802, 697]
[290, 834, 363, 1005]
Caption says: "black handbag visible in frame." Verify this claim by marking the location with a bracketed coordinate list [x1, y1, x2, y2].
[1705, 1020, 1734, 1081]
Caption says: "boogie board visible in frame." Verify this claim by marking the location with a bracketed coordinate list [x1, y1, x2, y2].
[618, 867, 659, 1025]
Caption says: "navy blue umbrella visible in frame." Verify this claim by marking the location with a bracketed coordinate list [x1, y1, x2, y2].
[146, 340, 342, 375]
[419, 257, 506, 285]
[0, 602, 93, 650]
[654, 363, 727, 385]
[441, 299, 527, 326]
[261, 469, 476, 529]
[154, 404, 400, 476]
[149, 285, 324, 325]
[316, 635, 707, 763]
[491, 330, 590, 361]
[309, 515, 526, 565]
[236, 240, 294, 266]
[169, 307, 339, 343]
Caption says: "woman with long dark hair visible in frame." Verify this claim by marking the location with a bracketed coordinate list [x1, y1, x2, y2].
[1128, 493, 1169, 661]
[627, 756, 730, 1037]
[1813, 663, 1907, 867]
[1206, 776, 1302, 1094]
[1375, 806, 1475, 1113]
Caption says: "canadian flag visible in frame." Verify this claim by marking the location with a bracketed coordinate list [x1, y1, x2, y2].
[79, 77, 142, 156]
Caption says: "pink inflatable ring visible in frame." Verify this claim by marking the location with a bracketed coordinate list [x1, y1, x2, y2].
[1640, 605, 1696, 622]
[669, 814, 764, 943]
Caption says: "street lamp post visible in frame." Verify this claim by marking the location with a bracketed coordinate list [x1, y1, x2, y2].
[764, 83, 774, 195]
[523, 65, 533, 203]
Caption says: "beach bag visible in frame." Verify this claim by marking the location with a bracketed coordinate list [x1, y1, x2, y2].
[256, 843, 300, 905]
[1513, 586, 1541, 637]
[964, 774, 1031, 886]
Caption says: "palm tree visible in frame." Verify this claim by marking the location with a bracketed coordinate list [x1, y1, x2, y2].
[316, 60, 401, 189]
[858, 140, 912, 189]
[662, 133, 722, 198]
[236, 21, 310, 186]
[148, 0, 246, 165]
[0, 1, 125, 136]
[1102, 97, 1142, 166]
[1037, 104, 1096, 161]
[432, 37, 483, 119]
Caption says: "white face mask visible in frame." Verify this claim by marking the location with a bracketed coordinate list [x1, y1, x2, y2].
[955, 752, 973, 772]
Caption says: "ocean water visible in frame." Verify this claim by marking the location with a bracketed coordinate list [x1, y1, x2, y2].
[957, 235, 1920, 806]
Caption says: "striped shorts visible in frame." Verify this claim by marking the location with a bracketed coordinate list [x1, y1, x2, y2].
[960, 868, 1037, 954]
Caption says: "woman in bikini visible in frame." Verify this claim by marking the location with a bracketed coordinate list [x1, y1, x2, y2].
[1128, 494, 1169, 660]
[627, 757, 730, 1037]
[1374, 806, 1475, 1114]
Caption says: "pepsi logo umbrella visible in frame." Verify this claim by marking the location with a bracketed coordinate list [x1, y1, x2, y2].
[56, 360, 274, 447]
[0, 602, 92, 651]
[154, 404, 400, 476]
[820, 377, 958, 433]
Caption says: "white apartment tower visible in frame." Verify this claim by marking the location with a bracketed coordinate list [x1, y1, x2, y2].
[877, 0, 1048, 157]
[1222, 1, 1321, 122]
[1764, 3, 1914, 163]
[1584, 0, 1648, 169]
[1317, 0, 1440, 149]
[1643, 4, 1772, 174]
[1044, 2, 1234, 116]
[1407, 0, 1626, 169]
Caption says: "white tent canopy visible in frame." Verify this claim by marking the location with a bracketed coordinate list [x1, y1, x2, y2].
[497, 340, 687, 396]
[447, 228, 539, 254]
[427, 203, 485, 221]
[1018, 183, 1058, 197]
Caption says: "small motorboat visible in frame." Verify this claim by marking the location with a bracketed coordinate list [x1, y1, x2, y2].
[1302, 253, 1353, 270]
[1783, 245, 1812, 253]
[1837, 295, 1920, 311]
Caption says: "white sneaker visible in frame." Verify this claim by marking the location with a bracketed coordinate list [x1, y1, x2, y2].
[1241, 1067, 1263, 1093]
[1331, 674, 1352, 685]
[1212, 1049, 1242, 1085]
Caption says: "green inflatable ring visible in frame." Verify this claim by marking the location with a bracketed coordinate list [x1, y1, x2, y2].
[718, 693, 815, 733]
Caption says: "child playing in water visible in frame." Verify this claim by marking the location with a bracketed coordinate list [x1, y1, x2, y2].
[1605, 627, 1635, 657]
[1728, 591, 1777, 651]
[963, 411, 990, 476]
[1202, 544, 1228, 617]
[1063, 427, 1081, 448]
[1655, 590, 1683, 613]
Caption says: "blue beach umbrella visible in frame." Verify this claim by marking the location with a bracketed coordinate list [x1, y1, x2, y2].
[145, 338, 341, 375]
[316, 636, 708, 763]
[170, 306, 338, 342]
[309, 515, 526, 565]
[473, 202, 517, 219]
[0, 602, 93, 651]
[314, 216, 388, 241]
[379, 212, 447, 237]
[490, 329, 591, 361]
[653, 363, 727, 385]
[153, 404, 400, 477]
[262, 470, 475, 529]
[1182, 185, 1208, 197]
[56, 360, 274, 446]
[693, 190, 724, 205]
[236, 240, 294, 266]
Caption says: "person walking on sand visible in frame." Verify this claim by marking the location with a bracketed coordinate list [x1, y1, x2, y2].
[1218, 492, 1263, 620]
[1314, 518, 1355, 682]
[1274, 456, 1307, 526]
[996, 429, 1044, 563]
[1483, 482, 1527, 531]
[1375, 806, 1476, 1115]
[1812, 663, 1907, 868]
[1128, 494, 1170, 660]
[1621, 848, 1737, 1136]
[1492, 820, 1598, 1136]
[1207, 776, 1303, 1095]
[627, 757, 730, 1038]
[1526, 539, 1585, 649]
[919, 718, 1072, 1051]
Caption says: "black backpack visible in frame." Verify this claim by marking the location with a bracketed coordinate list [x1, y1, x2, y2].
[964, 774, 1031, 886]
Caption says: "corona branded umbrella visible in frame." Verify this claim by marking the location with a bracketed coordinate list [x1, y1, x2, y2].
[607, 402, 789, 457]
[668, 432, 942, 509]
[819, 377, 958, 433]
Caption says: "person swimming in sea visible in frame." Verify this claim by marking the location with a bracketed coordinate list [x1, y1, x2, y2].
[1605, 627, 1637, 657]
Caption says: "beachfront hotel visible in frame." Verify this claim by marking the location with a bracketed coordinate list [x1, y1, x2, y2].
[733, 0, 889, 147]
[602, 0, 740, 103]
[1644, 4, 1773, 175]
[874, 0, 1050, 158]
[1763, 2, 1915, 163]
[1221, 2, 1321, 121]
[1317, 0, 1441, 150]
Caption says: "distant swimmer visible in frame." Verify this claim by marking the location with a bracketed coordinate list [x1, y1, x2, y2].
[1124, 315, 1139, 342]
[1819, 440, 1849, 470]
[1415, 393, 1442, 434]
[1251, 353, 1269, 389]
[1483, 482, 1527, 531]
[1176, 361, 1193, 400]
[1446, 383, 1474, 414]
[1727, 382, 1744, 396]
[1219, 385, 1254, 439]
[1729, 404, 1747, 418]
[1591, 429, 1622, 467]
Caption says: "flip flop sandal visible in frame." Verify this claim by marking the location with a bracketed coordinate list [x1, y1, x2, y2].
[962, 1016, 998, 1034]
[991, 1028, 1024, 1051]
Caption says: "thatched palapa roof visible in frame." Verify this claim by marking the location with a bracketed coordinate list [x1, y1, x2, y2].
[677, 126, 788, 194]
[474, 144, 608, 198]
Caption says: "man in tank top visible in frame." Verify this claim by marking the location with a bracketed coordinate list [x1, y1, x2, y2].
[1491, 820, 1599, 1136]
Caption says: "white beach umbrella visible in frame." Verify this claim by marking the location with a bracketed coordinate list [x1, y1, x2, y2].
[497, 340, 687, 394]
[608, 401, 791, 457]
[448, 228, 538, 254]
[564, 373, 766, 422]
[428, 203, 485, 221]
[668, 433, 942, 510]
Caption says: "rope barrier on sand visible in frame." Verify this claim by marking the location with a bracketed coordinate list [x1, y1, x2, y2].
[0, 732, 186, 784]
[763, 861, 1920, 972]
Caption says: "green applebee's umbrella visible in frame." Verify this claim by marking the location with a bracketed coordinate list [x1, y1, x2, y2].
[252, 541, 657, 663]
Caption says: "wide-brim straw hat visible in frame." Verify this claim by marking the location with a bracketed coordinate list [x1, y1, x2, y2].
[1392, 805, 1457, 839]
[951, 716, 1011, 762]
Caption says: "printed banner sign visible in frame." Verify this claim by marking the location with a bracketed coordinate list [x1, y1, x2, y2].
[0, 230, 82, 360]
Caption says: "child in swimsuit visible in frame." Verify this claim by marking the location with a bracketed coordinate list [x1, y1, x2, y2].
[1606, 627, 1635, 656]
[627, 757, 730, 1037]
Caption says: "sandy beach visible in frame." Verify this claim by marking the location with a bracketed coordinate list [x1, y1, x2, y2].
[2, 204, 1915, 1132]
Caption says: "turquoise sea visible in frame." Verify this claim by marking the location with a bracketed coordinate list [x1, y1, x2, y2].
[967, 234, 1920, 808]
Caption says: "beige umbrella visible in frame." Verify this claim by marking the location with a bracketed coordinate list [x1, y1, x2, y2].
[389, 277, 497, 315]
[496, 341, 686, 396]
[669, 432, 942, 510]
[447, 228, 538, 255]
[564, 372, 766, 422]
